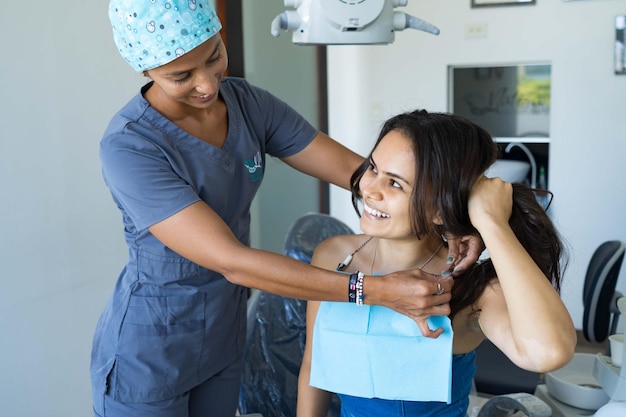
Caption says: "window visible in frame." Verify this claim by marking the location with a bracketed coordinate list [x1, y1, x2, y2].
[449, 63, 551, 141]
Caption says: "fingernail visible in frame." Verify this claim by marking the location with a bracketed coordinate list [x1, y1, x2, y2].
[454, 268, 463, 274]
[441, 271, 451, 277]
[446, 256, 454, 263]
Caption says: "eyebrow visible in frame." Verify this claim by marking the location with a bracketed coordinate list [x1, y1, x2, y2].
[164, 43, 221, 77]
[369, 156, 411, 186]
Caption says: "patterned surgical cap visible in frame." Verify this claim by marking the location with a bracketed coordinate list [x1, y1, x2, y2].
[109, 0, 222, 72]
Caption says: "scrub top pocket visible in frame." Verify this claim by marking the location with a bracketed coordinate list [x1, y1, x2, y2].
[113, 291, 206, 402]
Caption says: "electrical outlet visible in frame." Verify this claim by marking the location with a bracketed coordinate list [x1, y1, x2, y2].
[465, 22, 487, 39]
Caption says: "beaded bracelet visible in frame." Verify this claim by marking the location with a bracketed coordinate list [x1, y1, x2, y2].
[348, 271, 365, 305]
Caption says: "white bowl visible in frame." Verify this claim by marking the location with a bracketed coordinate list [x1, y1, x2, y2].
[544, 353, 610, 410]
[484, 160, 530, 183]
[609, 334, 624, 367]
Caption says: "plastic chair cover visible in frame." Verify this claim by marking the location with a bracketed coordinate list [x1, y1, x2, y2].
[582, 240, 625, 343]
[238, 213, 353, 417]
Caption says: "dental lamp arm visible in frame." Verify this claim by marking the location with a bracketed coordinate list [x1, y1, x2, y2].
[393, 12, 440, 35]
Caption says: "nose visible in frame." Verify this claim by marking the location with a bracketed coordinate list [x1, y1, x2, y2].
[193, 69, 218, 95]
[360, 174, 383, 202]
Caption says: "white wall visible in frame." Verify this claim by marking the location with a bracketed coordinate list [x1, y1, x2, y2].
[328, 0, 626, 330]
[0, 2, 142, 416]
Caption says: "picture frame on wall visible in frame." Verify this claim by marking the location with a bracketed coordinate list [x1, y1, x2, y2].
[471, 0, 536, 8]
[616, 15, 626, 75]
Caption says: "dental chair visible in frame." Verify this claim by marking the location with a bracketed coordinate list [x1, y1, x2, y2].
[582, 240, 625, 345]
[474, 339, 542, 396]
[238, 213, 351, 417]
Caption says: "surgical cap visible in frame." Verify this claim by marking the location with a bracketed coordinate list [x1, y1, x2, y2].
[109, 0, 222, 72]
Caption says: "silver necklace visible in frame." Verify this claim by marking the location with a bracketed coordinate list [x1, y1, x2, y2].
[370, 239, 444, 274]
[416, 241, 445, 271]
[338, 236, 444, 274]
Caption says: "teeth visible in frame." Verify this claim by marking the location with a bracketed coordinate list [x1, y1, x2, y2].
[199, 94, 209, 98]
[364, 203, 390, 218]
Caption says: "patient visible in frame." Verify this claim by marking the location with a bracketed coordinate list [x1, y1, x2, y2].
[297, 109, 576, 417]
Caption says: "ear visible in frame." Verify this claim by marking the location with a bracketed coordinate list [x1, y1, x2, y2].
[432, 211, 443, 226]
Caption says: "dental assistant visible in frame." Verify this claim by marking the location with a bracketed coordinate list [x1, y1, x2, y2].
[91, 2, 483, 417]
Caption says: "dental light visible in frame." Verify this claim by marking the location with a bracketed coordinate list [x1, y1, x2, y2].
[270, 0, 440, 45]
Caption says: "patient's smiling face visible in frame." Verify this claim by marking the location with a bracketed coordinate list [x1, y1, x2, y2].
[359, 130, 416, 239]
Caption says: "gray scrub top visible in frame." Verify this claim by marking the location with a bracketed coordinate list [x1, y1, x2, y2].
[91, 77, 317, 403]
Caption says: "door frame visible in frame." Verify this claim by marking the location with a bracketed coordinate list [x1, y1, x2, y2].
[216, 1, 330, 213]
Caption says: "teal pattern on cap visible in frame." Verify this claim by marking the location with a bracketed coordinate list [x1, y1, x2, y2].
[109, 0, 222, 72]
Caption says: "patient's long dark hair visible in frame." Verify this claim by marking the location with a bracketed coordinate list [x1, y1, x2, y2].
[350, 110, 566, 319]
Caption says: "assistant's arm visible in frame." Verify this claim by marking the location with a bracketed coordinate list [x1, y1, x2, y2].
[281, 131, 363, 189]
[469, 177, 576, 372]
[147, 132, 461, 330]
[149, 200, 452, 320]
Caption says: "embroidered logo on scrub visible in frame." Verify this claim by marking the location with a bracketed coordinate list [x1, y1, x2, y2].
[244, 151, 263, 182]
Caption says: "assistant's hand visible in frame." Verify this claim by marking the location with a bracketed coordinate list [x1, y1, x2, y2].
[442, 234, 484, 277]
[369, 269, 452, 338]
